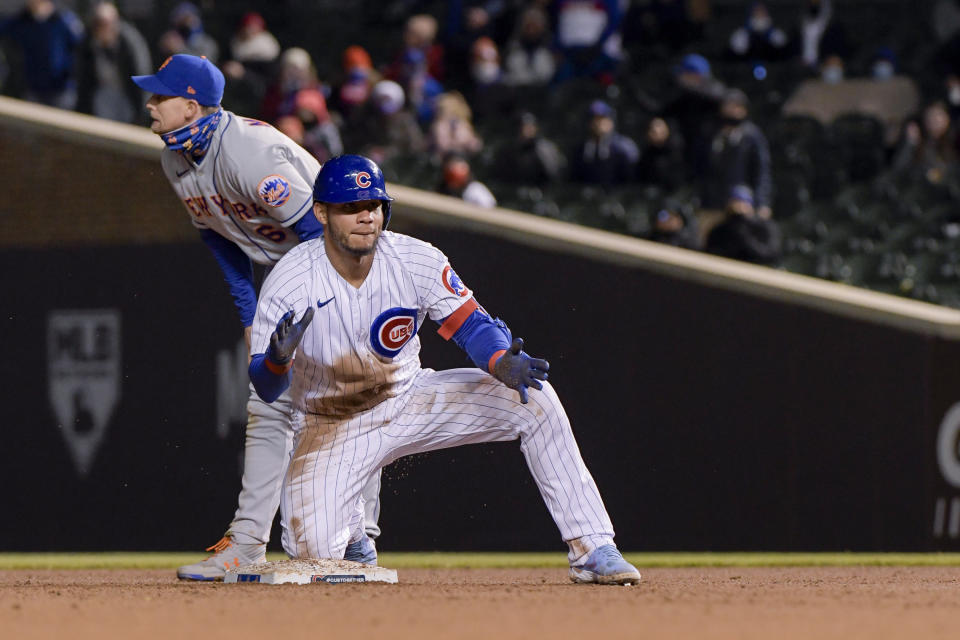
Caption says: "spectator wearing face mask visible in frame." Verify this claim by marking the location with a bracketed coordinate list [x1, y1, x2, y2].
[729, 1, 789, 62]
[869, 47, 899, 82]
[494, 111, 567, 184]
[702, 90, 772, 222]
[284, 88, 343, 163]
[502, 5, 555, 87]
[397, 47, 445, 125]
[636, 116, 686, 192]
[469, 35, 501, 86]
[659, 53, 726, 181]
[705, 184, 782, 265]
[384, 13, 445, 83]
[648, 204, 700, 250]
[571, 100, 639, 186]
[443, 3, 497, 87]
[466, 36, 515, 124]
[818, 53, 844, 84]
[437, 152, 497, 208]
[782, 49, 919, 146]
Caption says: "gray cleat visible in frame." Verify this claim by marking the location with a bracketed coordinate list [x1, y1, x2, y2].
[177, 536, 266, 581]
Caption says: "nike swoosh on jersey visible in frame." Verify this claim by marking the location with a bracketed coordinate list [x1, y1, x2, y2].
[317, 297, 335, 309]
[176, 168, 191, 177]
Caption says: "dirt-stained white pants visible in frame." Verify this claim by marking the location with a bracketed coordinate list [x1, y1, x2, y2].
[229, 384, 380, 545]
[280, 369, 615, 564]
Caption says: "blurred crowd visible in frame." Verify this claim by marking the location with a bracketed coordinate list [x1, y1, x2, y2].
[5, 0, 960, 279]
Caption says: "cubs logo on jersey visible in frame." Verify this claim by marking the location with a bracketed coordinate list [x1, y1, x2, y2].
[442, 265, 470, 297]
[369, 307, 418, 358]
[258, 174, 292, 207]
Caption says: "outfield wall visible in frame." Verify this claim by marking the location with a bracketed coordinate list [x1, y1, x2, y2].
[3, 97, 960, 552]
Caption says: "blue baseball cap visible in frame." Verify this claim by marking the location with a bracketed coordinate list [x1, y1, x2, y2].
[132, 54, 224, 106]
[589, 99, 615, 119]
[675, 53, 711, 77]
[729, 184, 755, 205]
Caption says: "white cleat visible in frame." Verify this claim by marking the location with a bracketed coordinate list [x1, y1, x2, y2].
[569, 545, 642, 585]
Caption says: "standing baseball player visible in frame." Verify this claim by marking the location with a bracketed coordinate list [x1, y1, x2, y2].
[131, 55, 382, 580]
[247, 154, 641, 585]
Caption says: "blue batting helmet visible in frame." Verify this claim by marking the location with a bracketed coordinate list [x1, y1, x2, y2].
[313, 154, 394, 228]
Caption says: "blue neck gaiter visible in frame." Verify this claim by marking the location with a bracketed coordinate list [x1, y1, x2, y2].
[162, 109, 223, 163]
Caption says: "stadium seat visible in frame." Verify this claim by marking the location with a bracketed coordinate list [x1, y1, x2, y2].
[769, 114, 827, 152]
[897, 251, 946, 300]
[780, 252, 819, 276]
[841, 252, 884, 286]
[829, 113, 886, 183]
[773, 169, 811, 219]
[851, 200, 901, 229]
[878, 221, 930, 254]
[834, 183, 876, 219]
[897, 180, 952, 219]
[624, 203, 651, 237]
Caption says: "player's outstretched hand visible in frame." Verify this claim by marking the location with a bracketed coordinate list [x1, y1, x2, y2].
[267, 307, 315, 365]
[492, 337, 549, 404]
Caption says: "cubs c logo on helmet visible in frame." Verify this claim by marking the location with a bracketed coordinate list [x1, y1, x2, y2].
[442, 265, 470, 297]
[355, 171, 372, 188]
[257, 174, 292, 207]
[370, 307, 418, 358]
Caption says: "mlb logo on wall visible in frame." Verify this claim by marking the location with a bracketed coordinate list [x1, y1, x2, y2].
[47, 310, 121, 477]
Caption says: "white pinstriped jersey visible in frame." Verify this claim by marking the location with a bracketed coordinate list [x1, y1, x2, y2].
[160, 115, 384, 547]
[160, 110, 321, 265]
[251, 231, 475, 418]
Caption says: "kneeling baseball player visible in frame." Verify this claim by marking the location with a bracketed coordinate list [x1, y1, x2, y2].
[248, 154, 641, 584]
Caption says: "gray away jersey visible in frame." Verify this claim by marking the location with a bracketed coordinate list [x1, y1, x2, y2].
[251, 231, 476, 418]
[161, 111, 321, 265]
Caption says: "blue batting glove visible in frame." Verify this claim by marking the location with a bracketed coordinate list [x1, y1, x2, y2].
[492, 337, 549, 404]
[267, 307, 314, 365]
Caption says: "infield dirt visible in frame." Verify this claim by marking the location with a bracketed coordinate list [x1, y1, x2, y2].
[2, 567, 959, 639]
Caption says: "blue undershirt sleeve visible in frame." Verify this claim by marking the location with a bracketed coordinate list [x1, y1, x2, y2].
[292, 211, 324, 242]
[449, 309, 513, 372]
[199, 229, 256, 326]
[249, 353, 291, 403]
